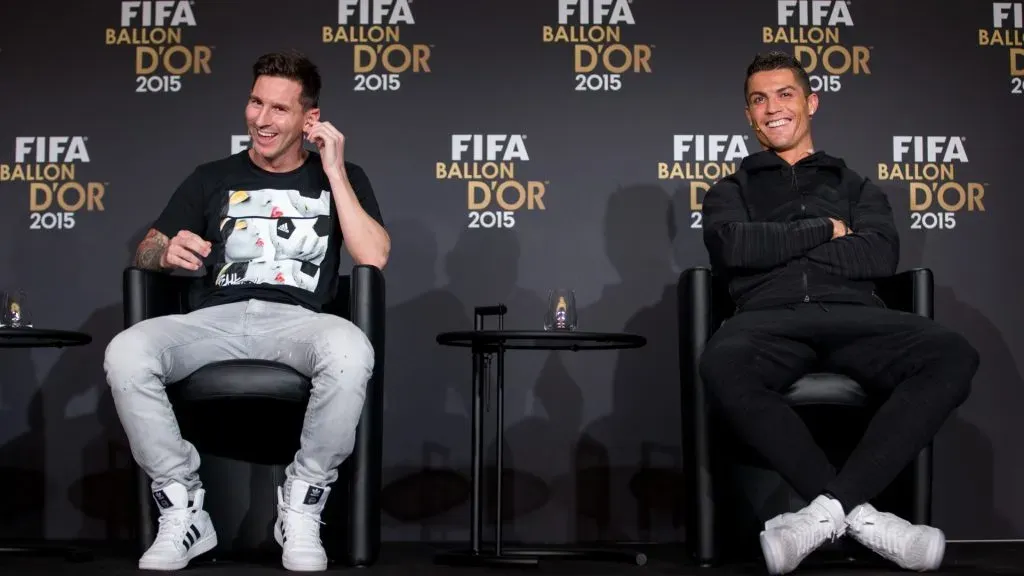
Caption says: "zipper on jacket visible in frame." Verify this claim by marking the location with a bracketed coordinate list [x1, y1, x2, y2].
[795, 164, 810, 303]
[794, 167, 806, 215]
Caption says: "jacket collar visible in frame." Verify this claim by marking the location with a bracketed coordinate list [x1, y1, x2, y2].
[739, 149, 847, 174]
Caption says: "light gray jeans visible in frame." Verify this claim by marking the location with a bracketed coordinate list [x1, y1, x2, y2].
[103, 298, 374, 493]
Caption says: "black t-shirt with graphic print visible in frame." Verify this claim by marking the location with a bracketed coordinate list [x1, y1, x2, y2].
[152, 150, 383, 313]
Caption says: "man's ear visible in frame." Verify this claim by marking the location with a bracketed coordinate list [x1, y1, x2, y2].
[305, 107, 321, 127]
[807, 92, 819, 116]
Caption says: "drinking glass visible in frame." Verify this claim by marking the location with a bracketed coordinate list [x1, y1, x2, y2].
[543, 289, 577, 331]
[1, 290, 31, 327]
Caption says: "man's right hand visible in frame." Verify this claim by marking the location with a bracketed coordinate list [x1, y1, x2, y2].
[160, 230, 212, 270]
[829, 218, 851, 240]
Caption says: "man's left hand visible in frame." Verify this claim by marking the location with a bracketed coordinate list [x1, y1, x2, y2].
[305, 121, 346, 178]
[829, 217, 852, 239]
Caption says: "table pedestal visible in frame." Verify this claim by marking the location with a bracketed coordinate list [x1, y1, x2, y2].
[433, 314, 648, 569]
[0, 326, 94, 563]
[0, 543, 93, 562]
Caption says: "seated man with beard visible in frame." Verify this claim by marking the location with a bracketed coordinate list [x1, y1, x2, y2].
[103, 50, 389, 572]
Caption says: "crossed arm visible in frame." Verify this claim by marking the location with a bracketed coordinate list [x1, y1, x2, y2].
[701, 177, 899, 279]
[802, 180, 899, 279]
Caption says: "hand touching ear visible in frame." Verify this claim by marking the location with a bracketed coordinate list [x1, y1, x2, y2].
[305, 121, 346, 178]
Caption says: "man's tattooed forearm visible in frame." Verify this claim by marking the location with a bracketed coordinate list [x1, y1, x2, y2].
[134, 233, 168, 270]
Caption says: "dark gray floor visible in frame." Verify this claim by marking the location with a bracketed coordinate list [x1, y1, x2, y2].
[0, 541, 1021, 574]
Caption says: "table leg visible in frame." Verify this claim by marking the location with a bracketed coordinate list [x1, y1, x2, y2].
[435, 347, 538, 568]
[472, 348, 483, 553]
[492, 338, 643, 565]
[495, 344, 504, 556]
[0, 543, 93, 562]
[496, 548, 648, 566]
[435, 344, 646, 568]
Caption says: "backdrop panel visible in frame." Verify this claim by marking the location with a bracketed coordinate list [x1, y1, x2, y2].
[0, 0, 1021, 544]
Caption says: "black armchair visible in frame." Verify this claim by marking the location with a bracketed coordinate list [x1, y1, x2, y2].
[678, 266, 933, 566]
[121, 265, 385, 567]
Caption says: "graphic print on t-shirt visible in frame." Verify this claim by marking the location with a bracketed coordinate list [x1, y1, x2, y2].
[213, 188, 332, 292]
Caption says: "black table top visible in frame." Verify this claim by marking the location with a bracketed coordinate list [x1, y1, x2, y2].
[437, 330, 646, 351]
[0, 327, 92, 348]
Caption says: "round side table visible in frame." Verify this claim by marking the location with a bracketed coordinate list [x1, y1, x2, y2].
[434, 329, 647, 568]
[0, 326, 93, 562]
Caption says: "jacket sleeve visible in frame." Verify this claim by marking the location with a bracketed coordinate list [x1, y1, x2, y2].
[702, 177, 834, 271]
[804, 178, 900, 279]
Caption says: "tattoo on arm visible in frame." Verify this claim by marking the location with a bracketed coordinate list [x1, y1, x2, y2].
[134, 229, 169, 270]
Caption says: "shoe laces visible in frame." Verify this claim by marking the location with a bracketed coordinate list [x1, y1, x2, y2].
[280, 503, 324, 546]
[154, 509, 192, 546]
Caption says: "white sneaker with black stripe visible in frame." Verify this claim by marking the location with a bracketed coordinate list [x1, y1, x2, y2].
[138, 481, 217, 570]
[275, 479, 330, 571]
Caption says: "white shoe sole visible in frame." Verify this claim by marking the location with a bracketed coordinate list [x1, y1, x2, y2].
[138, 532, 218, 571]
[760, 530, 788, 575]
[282, 556, 329, 571]
[913, 532, 945, 571]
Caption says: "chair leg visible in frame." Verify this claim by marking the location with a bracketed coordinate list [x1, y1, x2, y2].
[694, 472, 716, 567]
[687, 409, 717, 567]
[911, 444, 933, 526]
[136, 464, 155, 555]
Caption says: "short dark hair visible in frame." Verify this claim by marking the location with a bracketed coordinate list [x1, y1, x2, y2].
[744, 51, 812, 102]
[252, 50, 321, 109]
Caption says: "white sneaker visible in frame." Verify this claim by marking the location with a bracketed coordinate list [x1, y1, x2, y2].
[138, 482, 217, 570]
[274, 479, 330, 571]
[759, 495, 846, 574]
[845, 503, 945, 571]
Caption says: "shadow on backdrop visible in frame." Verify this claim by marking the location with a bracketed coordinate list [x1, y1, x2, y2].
[883, 183, 1019, 539]
[63, 226, 148, 542]
[0, 320, 42, 540]
[449, 227, 551, 543]
[0, 226, 143, 544]
[520, 184, 694, 544]
[380, 224, 550, 543]
[379, 219, 472, 541]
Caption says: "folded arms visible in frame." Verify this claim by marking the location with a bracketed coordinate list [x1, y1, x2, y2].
[701, 177, 899, 279]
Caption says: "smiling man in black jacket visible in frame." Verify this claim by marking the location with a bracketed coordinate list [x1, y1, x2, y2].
[699, 51, 979, 575]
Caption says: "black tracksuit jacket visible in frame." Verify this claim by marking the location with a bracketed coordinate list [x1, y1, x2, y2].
[701, 149, 900, 312]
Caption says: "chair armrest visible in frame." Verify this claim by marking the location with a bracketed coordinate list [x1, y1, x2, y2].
[679, 267, 736, 331]
[123, 267, 193, 327]
[874, 268, 933, 319]
[679, 267, 713, 369]
[343, 264, 385, 566]
[677, 266, 717, 560]
[348, 265, 386, 355]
